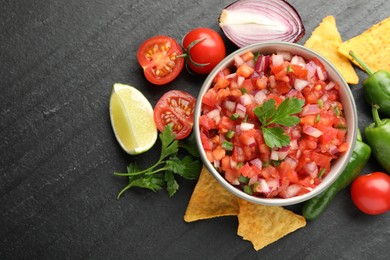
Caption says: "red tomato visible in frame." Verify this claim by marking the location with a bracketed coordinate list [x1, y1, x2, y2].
[137, 36, 184, 85]
[182, 28, 226, 74]
[154, 90, 196, 139]
[351, 172, 390, 215]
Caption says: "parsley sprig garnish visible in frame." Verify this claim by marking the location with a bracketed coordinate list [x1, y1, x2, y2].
[114, 125, 201, 198]
[254, 97, 304, 148]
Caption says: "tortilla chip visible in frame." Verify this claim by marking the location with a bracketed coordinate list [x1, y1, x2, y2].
[304, 16, 359, 84]
[184, 166, 239, 222]
[237, 199, 306, 251]
[338, 16, 390, 73]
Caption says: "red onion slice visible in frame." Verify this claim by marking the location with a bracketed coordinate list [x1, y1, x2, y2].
[219, 0, 305, 47]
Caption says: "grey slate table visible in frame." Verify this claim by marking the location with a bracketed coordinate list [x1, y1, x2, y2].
[1, 0, 389, 259]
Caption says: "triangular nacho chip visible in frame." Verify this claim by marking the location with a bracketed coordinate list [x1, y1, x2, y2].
[237, 199, 306, 251]
[339, 16, 390, 73]
[304, 16, 359, 84]
[184, 166, 239, 222]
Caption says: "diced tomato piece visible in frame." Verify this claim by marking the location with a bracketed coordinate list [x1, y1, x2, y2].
[338, 142, 349, 153]
[255, 76, 268, 90]
[212, 146, 226, 161]
[218, 116, 234, 133]
[199, 114, 217, 130]
[310, 151, 333, 169]
[274, 81, 291, 94]
[232, 145, 245, 162]
[241, 78, 254, 94]
[200, 131, 212, 151]
[214, 77, 230, 90]
[236, 63, 254, 78]
[202, 88, 217, 108]
[289, 64, 308, 79]
[221, 155, 232, 172]
[241, 51, 255, 62]
[300, 115, 316, 126]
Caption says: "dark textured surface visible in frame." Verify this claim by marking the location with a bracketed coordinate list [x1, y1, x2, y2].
[1, 0, 389, 259]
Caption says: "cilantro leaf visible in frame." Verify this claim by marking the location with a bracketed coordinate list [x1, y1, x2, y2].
[167, 155, 202, 180]
[165, 171, 179, 197]
[254, 97, 304, 149]
[262, 127, 291, 148]
[114, 125, 201, 198]
[178, 131, 200, 157]
[270, 97, 304, 126]
[159, 125, 179, 160]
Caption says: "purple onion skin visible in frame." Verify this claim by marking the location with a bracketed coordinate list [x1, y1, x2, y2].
[218, 0, 305, 48]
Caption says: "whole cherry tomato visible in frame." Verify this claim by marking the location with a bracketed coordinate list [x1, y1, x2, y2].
[182, 28, 226, 74]
[154, 90, 196, 139]
[137, 36, 184, 85]
[350, 172, 390, 215]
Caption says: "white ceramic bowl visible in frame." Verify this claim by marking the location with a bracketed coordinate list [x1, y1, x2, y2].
[194, 42, 357, 206]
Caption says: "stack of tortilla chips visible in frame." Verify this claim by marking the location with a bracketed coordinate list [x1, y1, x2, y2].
[304, 15, 390, 83]
[184, 166, 306, 251]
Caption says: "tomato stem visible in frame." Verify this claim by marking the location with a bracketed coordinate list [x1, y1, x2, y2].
[177, 38, 210, 68]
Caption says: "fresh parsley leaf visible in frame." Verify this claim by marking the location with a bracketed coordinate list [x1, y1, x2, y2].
[159, 125, 179, 160]
[114, 125, 201, 198]
[178, 131, 200, 157]
[254, 97, 304, 149]
[165, 171, 179, 197]
[262, 127, 291, 148]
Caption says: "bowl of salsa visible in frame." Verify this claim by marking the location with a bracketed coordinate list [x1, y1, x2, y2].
[194, 42, 357, 206]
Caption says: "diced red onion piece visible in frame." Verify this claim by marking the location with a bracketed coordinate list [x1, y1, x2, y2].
[303, 161, 318, 178]
[214, 160, 221, 168]
[329, 144, 339, 155]
[294, 78, 309, 91]
[277, 51, 292, 61]
[225, 72, 236, 79]
[271, 54, 284, 66]
[224, 100, 236, 112]
[206, 108, 220, 124]
[250, 158, 263, 170]
[284, 184, 302, 198]
[316, 66, 325, 81]
[306, 61, 317, 79]
[291, 55, 306, 66]
[235, 103, 246, 118]
[234, 54, 244, 67]
[254, 90, 267, 104]
[303, 125, 323, 137]
[325, 81, 335, 90]
[300, 104, 320, 116]
[240, 122, 254, 131]
[218, 0, 305, 47]
[284, 156, 298, 169]
[240, 93, 252, 106]
[256, 179, 271, 194]
[270, 150, 279, 160]
[237, 75, 245, 87]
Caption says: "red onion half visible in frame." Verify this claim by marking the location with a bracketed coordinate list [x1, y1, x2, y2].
[218, 0, 305, 47]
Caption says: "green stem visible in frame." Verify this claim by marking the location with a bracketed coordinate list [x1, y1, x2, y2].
[117, 183, 133, 199]
[372, 104, 383, 127]
[349, 51, 374, 75]
[114, 160, 164, 177]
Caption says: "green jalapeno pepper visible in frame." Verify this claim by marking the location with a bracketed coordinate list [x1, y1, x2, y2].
[302, 130, 371, 220]
[349, 51, 390, 117]
[364, 105, 390, 174]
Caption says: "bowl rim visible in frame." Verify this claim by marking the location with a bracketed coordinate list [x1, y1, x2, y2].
[194, 41, 358, 206]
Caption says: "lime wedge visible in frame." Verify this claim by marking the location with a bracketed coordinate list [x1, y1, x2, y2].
[109, 83, 157, 154]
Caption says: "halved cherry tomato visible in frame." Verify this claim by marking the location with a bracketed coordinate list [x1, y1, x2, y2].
[182, 28, 226, 74]
[351, 172, 390, 215]
[137, 36, 184, 85]
[153, 90, 196, 139]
